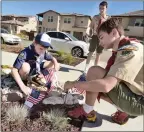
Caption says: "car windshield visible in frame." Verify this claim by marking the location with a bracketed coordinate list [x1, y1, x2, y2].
[1, 29, 10, 34]
[65, 33, 79, 41]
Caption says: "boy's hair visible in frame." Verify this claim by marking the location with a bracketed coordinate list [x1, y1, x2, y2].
[98, 18, 124, 36]
[99, 1, 108, 8]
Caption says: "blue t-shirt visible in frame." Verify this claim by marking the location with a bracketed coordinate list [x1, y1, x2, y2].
[13, 44, 53, 70]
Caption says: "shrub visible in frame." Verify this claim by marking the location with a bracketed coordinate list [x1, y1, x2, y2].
[43, 108, 70, 129]
[57, 51, 65, 57]
[57, 51, 75, 65]
[63, 53, 75, 65]
[6, 105, 28, 124]
[16, 32, 28, 40]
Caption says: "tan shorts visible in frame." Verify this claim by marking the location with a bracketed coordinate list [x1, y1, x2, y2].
[89, 35, 103, 54]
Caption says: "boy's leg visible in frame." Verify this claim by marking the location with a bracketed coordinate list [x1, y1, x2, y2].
[94, 36, 104, 66]
[68, 66, 107, 119]
[85, 66, 106, 105]
[84, 35, 97, 72]
[19, 62, 31, 81]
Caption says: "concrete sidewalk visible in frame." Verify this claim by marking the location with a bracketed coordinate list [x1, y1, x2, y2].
[1, 51, 144, 131]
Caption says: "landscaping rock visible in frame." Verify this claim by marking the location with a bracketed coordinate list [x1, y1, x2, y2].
[63, 94, 79, 105]
[42, 96, 64, 105]
[1, 88, 24, 102]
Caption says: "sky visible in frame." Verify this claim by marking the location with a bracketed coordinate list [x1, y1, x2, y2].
[2, 1, 143, 17]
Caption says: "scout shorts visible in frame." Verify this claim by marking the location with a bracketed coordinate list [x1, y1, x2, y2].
[105, 82, 144, 116]
[89, 35, 104, 54]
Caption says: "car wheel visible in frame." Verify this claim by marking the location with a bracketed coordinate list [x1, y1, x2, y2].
[71, 47, 83, 57]
[1, 37, 4, 44]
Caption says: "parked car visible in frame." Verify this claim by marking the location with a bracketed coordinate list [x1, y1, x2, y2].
[1, 28, 21, 44]
[46, 31, 89, 57]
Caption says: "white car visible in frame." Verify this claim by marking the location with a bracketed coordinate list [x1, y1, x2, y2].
[1, 28, 21, 44]
[46, 31, 89, 57]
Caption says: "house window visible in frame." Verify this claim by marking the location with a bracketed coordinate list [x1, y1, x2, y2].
[38, 27, 41, 33]
[43, 27, 45, 32]
[81, 21, 83, 24]
[48, 16, 53, 22]
[52, 28, 56, 31]
[141, 20, 144, 27]
[64, 18, 71, 24]
[134, 19, 143, 27]
[14, 26, 17, 32]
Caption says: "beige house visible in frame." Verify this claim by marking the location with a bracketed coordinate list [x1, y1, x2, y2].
[113, 10, 144, 40]
[37, 10, 91, 40]
[1, 15, 37, 34]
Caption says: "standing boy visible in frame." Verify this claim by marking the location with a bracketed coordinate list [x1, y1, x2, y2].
[84, 1, 111, 72]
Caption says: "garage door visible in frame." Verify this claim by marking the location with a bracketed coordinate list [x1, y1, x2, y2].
[73, 32, 83, 40]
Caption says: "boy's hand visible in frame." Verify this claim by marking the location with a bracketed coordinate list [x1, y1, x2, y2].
[64, 81, 75, 92]
[54, 63, 60, 71]
[21, 85, 32, 96]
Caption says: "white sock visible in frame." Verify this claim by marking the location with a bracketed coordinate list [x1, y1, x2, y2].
[83, 103, 94, 114]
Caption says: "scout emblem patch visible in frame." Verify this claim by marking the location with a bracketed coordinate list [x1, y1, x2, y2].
[121, 51, 132, 56]
[18, 52, 25, 60]
[118, 44, 139, 51]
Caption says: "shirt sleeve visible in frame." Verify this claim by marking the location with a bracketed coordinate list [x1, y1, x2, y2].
[107, 50, 140, 83]
[44, 52, 53, 61]
[13, 51, 27, 70]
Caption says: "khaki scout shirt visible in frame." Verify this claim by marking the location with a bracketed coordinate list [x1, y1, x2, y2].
[89, 14, 110, 36]
[107, 41, 144, 96]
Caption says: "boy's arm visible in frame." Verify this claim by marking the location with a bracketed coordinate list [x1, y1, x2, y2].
[12, 52, 31, 95]
[11, 68, 31, 95]
[64, 76, 120, 93]
[44, 52, 59, 71]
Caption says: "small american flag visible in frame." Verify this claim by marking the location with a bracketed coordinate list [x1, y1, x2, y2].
[27, 89, 45, 105]
[41, 68, 55, 93]
[24, 69, 56, 108]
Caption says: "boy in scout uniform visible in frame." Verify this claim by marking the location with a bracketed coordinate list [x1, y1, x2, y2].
[11, 33, 59, 96]
[64, 18, 144, 125]
[84, 1, 111, 72]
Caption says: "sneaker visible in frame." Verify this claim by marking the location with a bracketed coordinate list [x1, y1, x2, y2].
[111, 110, 129, 125]
[68, 106, 96, 122]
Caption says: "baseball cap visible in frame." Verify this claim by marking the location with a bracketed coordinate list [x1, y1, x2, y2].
[35, 33, 53, 49]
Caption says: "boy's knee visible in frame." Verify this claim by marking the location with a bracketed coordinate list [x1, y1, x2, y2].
[87, 66, 106, 79]
[19, 62, 30, 75]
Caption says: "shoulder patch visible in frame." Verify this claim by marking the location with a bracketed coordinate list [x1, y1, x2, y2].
[121, 51, 132, 56]
[118, 44, 139, 51]
[18, 52, 25, 60]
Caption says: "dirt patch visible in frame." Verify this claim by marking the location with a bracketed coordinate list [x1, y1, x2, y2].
[1, 99, 83, 131]
[1, 44, 85, 66]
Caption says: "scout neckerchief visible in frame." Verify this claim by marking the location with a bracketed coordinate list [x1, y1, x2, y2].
[96, 14, 109, 33]
[105, 37, 139, 72]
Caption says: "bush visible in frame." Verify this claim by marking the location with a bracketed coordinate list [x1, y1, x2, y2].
[43, 108, 70, 129]
[16, 32, 29, 40]
[5, 105, 28, 124]
[63, 53, 75, 64]
[57, 51, 75, 65]
[57, 51, 65, 57]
